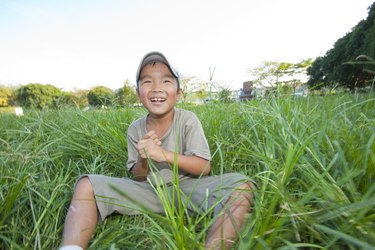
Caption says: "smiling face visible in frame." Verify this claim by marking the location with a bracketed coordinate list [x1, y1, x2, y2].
[138, 62, 181, 119]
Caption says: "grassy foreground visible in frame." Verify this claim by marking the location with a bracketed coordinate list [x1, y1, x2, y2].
[0, 93, 374, 249]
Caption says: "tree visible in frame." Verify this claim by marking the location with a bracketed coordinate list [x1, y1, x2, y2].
[307, 3, 375, 90]
[217, 86, 232, 103]
[179, 75, 204, 102]
[345, 55, 375, 90]
[0, 86, 15, 107]
[114, 80, 138, 106]
[195, 89, 208, 101]
[247, 61, 280, 88]
[15, 83, 63, 109]
[87, 86, 114, 107]
[58, 89, 89, 108]
[248, 59, 312, 95]
[68, 89, 89, 108]
[278, 59, 313, 94]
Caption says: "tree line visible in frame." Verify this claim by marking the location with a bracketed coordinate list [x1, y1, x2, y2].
[0, 77, 234, 109]
[0, 81, 138, 109]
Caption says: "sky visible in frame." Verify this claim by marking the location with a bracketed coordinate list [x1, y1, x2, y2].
[0, 0, 373, 91]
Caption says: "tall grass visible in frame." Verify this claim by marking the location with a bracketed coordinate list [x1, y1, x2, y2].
[0, 93, 374, 249]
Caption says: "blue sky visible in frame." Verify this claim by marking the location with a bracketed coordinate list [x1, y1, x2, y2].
[0, 0, 373, 90]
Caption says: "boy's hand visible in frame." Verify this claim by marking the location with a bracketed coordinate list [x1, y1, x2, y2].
[137, 130, 165, 162]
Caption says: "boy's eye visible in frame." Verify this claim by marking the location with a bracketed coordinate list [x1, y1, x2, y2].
[163, 78, 175, 85]
[142, 80, 152, 85]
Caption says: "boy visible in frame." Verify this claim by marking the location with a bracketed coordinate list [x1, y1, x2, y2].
[61, 51, 253, 250]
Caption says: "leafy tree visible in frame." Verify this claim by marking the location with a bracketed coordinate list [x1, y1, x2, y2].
[68, 89, 89, 108]
[195, 89, 208, 101]
[179, 75, 203, 102]
[247, 61, 280, 87]
[278, 59, 313, 94]
[15, 83, 63, 109]
[345, 55, 375, 90]
[56, 92, 76, 108]
[248, 59, 312, 95]
[87, 86, 114, 107]
[56, 90, 89, 108]
[307, 3, 375, 90]
[0, 86, 15, 107]
[114, 80, 138, 106]
[306, 57, 326, 88]
[217, 86, 232, 103]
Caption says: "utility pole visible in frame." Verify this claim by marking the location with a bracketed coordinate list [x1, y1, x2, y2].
[208, 66, 216, 102]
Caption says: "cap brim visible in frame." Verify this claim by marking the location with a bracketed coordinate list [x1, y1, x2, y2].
[136, 51, 179, 83]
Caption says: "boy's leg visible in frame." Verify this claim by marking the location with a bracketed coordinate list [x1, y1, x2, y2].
[205, 182, 253, 250]
[62, 177, 98, 249]
[61, 174, 167, 249]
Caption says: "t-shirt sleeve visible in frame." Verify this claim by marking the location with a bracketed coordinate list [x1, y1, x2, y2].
[183, 112, 212, 161]
[126, 124, 140, 171]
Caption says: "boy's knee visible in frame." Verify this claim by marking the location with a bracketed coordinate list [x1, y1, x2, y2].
[74, 177, 94, 198]
[234, 181, 254, 204]
[240, 181, 254, 191]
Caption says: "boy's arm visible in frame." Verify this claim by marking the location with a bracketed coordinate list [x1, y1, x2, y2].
[161, 151, 211, 176]
[131, 157, 149, 181]
[135, 148, 211, 177]
[136, 130, 211, 177]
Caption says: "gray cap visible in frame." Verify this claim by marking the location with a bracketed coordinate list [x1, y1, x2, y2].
[136, 51, 179, 87]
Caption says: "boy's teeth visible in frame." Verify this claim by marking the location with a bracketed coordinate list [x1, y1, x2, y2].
[151, 98, 166, 102]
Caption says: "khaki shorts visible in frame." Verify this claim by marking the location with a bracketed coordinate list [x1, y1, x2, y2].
[80, 173, 250, 222]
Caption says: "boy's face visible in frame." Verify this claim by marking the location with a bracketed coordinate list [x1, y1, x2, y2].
[138, 62, 181, 118]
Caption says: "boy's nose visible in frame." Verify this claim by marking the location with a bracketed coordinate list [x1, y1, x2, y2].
[151, 81, 163, 91]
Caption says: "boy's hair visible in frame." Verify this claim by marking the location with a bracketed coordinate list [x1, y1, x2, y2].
[136, 51, 180, 91]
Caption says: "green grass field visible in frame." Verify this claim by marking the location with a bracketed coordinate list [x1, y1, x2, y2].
[1, 93, 374, 249]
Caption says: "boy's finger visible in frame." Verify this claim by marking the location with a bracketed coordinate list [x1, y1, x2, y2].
[156, 141, 162, 146]
[144, 130, 156, 139]
[149, 134, 159, 141]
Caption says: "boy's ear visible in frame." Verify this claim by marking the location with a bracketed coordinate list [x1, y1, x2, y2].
[177, 88, 182, 98]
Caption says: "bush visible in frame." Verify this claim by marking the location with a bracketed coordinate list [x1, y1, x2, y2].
[87, 86, 114, 107]
[15, 83, 63, 109]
